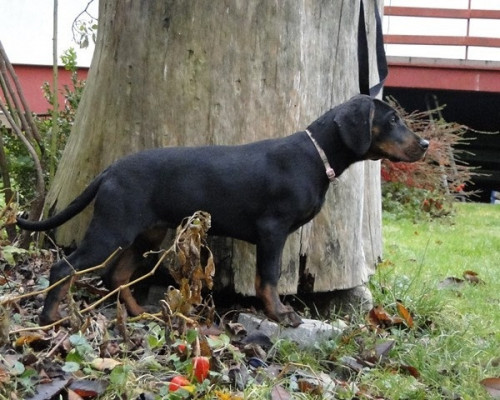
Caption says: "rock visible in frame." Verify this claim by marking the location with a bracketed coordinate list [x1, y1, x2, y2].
[237, 313, 347, 348]
[321, 285, 374, 316]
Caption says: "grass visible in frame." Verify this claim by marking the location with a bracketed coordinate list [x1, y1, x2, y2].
[362, 202, 500, 399]
[2, 203, 499, 399]
[240, 203, 500, 399]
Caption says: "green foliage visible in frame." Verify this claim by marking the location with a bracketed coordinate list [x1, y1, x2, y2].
[73, 7, 98, 50]
[38, 48, 85, 176]
[0, 245, 28, 265]
[109, 365, 133, 392]
[382, 182, 454, 221]
[0, 125, 36, 201]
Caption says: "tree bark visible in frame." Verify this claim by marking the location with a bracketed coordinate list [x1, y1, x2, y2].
[46, 0, 383, 297]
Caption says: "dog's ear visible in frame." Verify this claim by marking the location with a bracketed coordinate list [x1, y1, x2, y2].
[334, 95, 375, 156]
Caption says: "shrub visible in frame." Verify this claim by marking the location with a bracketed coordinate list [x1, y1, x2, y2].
[381, 97, 479, 219]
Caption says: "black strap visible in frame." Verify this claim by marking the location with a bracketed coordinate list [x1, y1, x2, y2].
[358, 0, 387, 97]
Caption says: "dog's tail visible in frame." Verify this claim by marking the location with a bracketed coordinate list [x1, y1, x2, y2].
[17, 173, 104, 232]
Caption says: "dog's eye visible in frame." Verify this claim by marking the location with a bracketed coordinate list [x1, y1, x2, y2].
[390, 115, 398, 125]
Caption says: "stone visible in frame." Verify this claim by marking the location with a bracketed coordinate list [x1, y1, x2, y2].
[237, 313, 347, 348]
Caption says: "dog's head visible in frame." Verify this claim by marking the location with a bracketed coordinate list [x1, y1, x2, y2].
[334, 95, 429, 162]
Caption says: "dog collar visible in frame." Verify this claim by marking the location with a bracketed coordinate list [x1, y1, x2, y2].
[305, 129, 336, 182]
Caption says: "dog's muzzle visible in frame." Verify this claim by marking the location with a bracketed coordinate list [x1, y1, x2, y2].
[419, 138, 430, 152]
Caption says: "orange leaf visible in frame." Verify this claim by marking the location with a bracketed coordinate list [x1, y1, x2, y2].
[396, 302, 414, 328]
[399, 364, 421, 378]
[463, 270, 485, 285]
[15, 334, 45, 348]
[367, 305, 393, 328]
[480, 377, 500, 399]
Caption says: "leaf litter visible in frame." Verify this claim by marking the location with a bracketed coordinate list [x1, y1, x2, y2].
[0, 210, 495, 399]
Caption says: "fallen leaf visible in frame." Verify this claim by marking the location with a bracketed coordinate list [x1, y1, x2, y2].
[340, 356, 366, 373]
[271, 384, 291, 400]
[481, 377, 500, 399]
[396, 302, 414, 328]
[399, 364, 421, 378]
[242, 343, 267, 360]
[0, 367, 10, 384]
[215, 390, 244, 400]
[227, 322, 246, 336]
[67, 389, 84, 400]
[297, 378, 323, 395]
[367, 305, 392, 328]
[463, 270, 485, 285]
[28, 378, 71, 400]
[372, 305, 393, 323]
[90, 357, 122, 371]
[15, 333, 45, 348]
[367, 305, 407, 329]
[375, 340, 396, 360]
[69, 379, 108, 397]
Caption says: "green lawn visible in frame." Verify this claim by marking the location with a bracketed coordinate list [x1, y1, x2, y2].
[367, 202, 500, 399]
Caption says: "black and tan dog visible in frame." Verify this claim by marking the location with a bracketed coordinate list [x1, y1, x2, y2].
[17, 95, 428, 327]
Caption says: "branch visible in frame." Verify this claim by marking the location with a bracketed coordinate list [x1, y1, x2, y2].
[0, 41, 42, 146]
[7, 211, 212, 334]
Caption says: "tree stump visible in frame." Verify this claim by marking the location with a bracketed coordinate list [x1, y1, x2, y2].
[45, 0, 383, 311]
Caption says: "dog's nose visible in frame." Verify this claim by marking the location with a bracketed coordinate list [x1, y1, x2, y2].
[419, 139, 430, 150]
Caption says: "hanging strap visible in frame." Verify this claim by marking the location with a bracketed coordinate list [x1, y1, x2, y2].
[358, 0, 387, 97]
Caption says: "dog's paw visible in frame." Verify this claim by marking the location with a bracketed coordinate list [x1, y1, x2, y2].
[39, 311, 62, 327]
[275, 306, 303, 328]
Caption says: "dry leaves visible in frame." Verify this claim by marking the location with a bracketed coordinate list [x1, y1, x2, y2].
[367, 303, 414, 330]
[481, 377, 500, 399]
[438, 269, 485, 289]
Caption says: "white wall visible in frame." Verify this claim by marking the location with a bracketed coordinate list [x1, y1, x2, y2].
[0, 0, 97, 67]
[1, 1, 499, 66]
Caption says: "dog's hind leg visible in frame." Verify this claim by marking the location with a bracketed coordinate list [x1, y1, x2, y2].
[106, 227, 167, 316]
[39, 228, 138, 326]
[40, 258, 77, 325]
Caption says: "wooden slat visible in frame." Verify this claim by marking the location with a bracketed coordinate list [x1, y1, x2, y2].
[385, 34, 500, 48]
[384, 6, 500, 20]
[471, 9, 500, 19]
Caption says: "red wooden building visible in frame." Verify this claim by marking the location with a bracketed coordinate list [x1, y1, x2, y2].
[383, 4, 500, 200]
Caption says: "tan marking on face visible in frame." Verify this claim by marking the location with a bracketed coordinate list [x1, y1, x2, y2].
[371, 125, 381, 137]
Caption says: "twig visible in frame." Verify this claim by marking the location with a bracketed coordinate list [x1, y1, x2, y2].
[43, 331, 69, 360]
[78, 247, 172, 316]
[9, 211, 212, 334]
[7, 247, 167, 334]
[1, 248, 122, 307]
[0, 41, 42, 145]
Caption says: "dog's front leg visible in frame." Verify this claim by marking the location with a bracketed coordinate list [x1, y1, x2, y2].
[255, 229, 303, 327]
